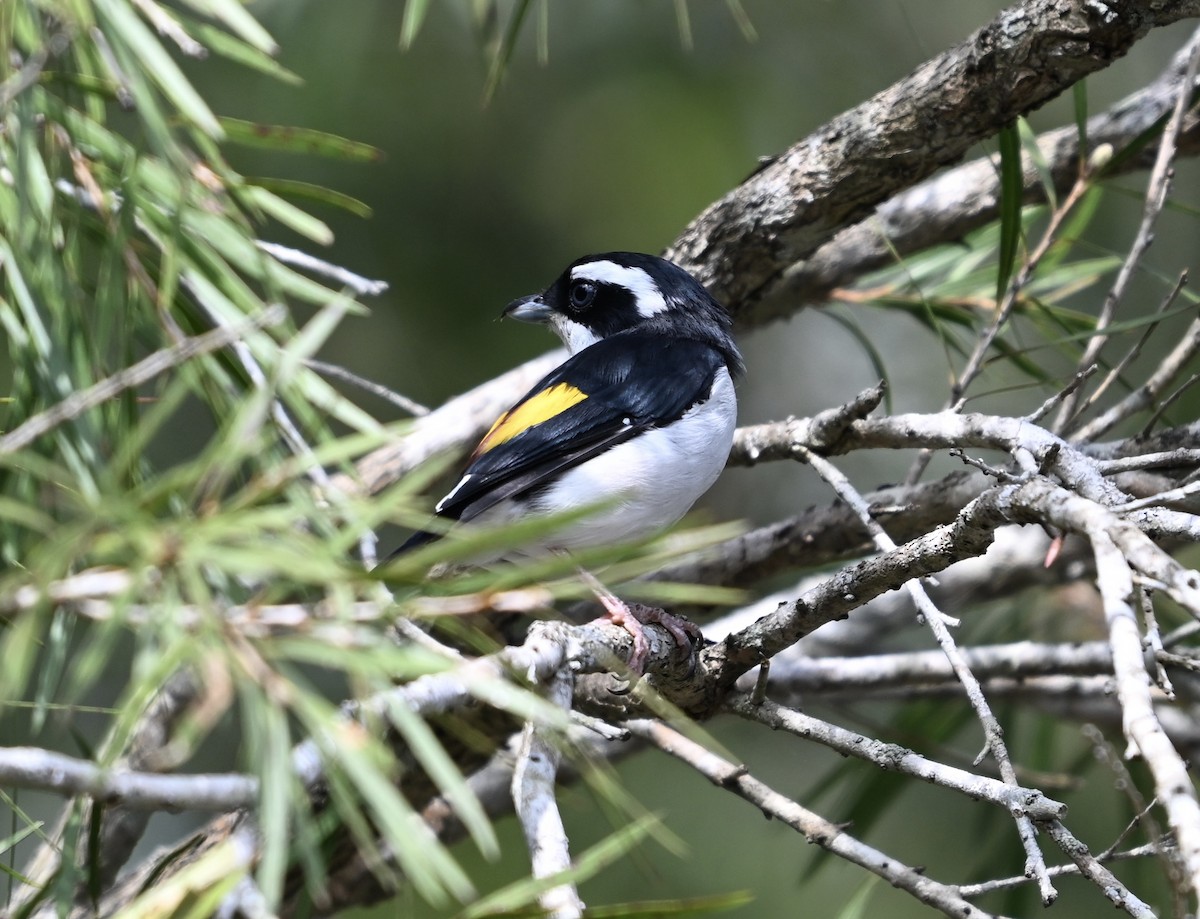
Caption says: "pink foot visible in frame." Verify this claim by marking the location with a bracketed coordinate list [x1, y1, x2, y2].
[596, 594, 650, 673]
[595, 598, 702, 674]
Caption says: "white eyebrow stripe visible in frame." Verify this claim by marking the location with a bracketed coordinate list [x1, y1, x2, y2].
[571, 261, 668, 318]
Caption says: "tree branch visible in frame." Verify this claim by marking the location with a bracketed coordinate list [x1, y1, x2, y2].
[511, 669, 583, 919]
[627, 719, 1008, 919]
[763, 26, 1200, 320]
[665, 0, 1200, 312]
[1092, 530, 1200, 900]
[0, 746, 256, 810]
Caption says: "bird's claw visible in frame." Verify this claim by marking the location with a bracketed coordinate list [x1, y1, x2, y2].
[595, 596, 702, 676]
[596, 595, 651, 673]
[635, 604, 703, 651]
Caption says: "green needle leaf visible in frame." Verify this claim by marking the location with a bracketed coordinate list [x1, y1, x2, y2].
[219, 117, 385, 161]
[995, 121, 1023, 305]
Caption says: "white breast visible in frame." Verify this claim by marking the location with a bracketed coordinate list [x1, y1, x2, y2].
[513, 367, 737, 552]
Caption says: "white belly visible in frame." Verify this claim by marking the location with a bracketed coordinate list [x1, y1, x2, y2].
[487, 368, 736, 553]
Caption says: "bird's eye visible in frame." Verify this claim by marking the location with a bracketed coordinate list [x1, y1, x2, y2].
[568, 280, 597, 310]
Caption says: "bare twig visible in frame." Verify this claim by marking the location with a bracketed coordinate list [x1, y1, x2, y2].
[959, 832, 1160, 916]
[254, 241, 389, 297]
[1097, 448, 1200, 475]
[1043, 820, 1159, 917]
[726, 695, 1064, 819]
[1142, 373, 1200, 438]
[1068, 270, 1188, 426]
[303, 357, 429, 416]
[1085, 727, 1176, 868]
[1117, 476, 1200, 515]
[796, 446, 1056, 903]
[952, 175, 1093, 412]
[759, 640, 1114, 693]
[0, 746, 255, 810]
[1091, 531, 1200, 900]
[511, 669, 583, 919]
[1140, 588, 1175, 697]
[1024, 365, 1099, 424]
[1070, 314, 1200, 444]
[1055, 38, 1200, 431]
[627, 720, 1008, 919]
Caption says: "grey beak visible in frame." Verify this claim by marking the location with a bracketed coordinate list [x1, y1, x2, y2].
[502, 294, 554, 324]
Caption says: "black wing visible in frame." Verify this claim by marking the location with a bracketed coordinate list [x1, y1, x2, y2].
[434, 334, 726, 525]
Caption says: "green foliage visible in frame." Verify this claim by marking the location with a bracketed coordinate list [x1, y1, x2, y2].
[846, 184, 1193, 407]
[0, 0, 385, 570]
[400, 0, 756, 104]
[0, 1, 522, 911]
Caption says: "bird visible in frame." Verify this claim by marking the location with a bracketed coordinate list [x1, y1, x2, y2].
[396, 251, 744, 668]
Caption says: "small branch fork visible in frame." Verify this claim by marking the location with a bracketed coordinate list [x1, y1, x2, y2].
[722, 697, 1155, 918]
[1054, 38, 1200, 433]
[795, 445, 1058, 904]
[626, 720, 1008, 919]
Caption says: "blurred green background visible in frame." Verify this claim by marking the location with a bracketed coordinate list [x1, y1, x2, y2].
[16, 1, 1200, 915]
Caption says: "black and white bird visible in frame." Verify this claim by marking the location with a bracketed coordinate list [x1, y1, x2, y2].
[399, 252, 743, 664]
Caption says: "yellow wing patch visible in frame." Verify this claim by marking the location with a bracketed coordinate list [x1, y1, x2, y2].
[476, 383, 588, 455]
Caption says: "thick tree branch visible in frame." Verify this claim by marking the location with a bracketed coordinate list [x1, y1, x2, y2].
[665, 0, 1200, 312]
[1092, 530, 1200, 899]
[764, 27, 1200, 319]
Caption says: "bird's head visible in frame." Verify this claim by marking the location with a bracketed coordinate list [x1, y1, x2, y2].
[503, 252, 743, 376]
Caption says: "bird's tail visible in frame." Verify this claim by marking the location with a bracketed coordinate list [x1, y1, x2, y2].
[382, 527, 441, 565]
